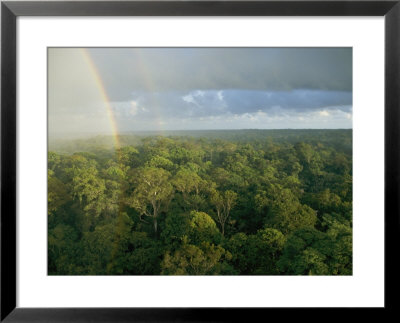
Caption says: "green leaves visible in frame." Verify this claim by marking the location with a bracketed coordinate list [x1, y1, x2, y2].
[48, 169, 69, 214]
[257, 186, 317, 234]
[117, 146, 139, 168]
[188, 211, 221, 245]
[161, 242, 232, 275]
[173, 168, 202, 195]
[129, 167, 174, 233]
[277, 225, 352, 275]
[225, 228, 285, 274]
[48, 131, 352, 276]
[65, 156, 107, 218]
[211, 189, 238, 235]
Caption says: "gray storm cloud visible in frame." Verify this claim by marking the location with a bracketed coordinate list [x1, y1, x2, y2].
[87, 47, 352, 101]
[48, 47, 352, 134]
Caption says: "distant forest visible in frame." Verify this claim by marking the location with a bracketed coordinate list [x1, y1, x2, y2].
[48, 129, 352, 275]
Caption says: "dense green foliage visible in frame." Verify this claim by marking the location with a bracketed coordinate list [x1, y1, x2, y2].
[48, 129, 352, 275]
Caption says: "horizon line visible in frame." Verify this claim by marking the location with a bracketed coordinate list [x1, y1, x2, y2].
[50, 128, 353, 133]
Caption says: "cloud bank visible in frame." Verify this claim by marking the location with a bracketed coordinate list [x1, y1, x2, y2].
[48, 48, 352, 134]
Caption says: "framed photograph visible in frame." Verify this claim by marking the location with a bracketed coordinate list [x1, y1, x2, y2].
[1, 0, 399, 321]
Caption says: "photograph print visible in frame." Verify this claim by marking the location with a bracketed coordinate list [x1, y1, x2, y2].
[48, 47, 352, 275]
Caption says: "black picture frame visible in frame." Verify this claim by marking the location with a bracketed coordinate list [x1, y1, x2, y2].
[1, 1, 399, 321]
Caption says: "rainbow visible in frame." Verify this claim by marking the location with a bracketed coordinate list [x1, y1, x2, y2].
[81, 48, 166, 143]
[80, 48, 121, 150]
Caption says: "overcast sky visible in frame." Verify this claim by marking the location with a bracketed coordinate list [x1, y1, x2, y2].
[48, 47, 352, 135]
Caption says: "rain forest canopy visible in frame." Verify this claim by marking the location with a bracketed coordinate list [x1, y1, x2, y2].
[48, 129, 352, 275]
[48, 48, 352, 275]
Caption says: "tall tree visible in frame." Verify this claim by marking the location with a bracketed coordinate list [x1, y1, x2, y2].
[128, 167, 174, 234]
[211, 190, 237, 236]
